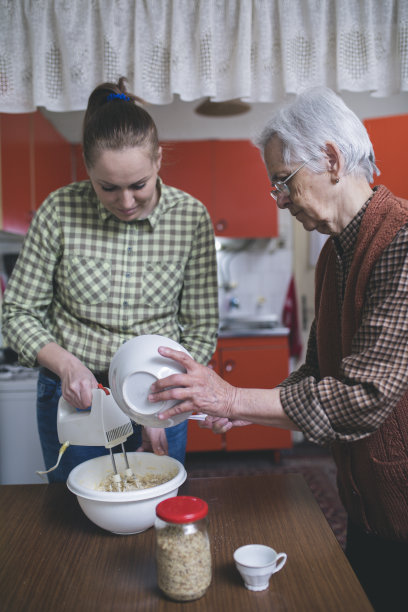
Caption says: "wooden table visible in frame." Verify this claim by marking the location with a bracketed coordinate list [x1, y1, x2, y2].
[0, 474, 373, 611]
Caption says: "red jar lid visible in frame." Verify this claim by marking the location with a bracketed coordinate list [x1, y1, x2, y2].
[156, 496, 208, 523]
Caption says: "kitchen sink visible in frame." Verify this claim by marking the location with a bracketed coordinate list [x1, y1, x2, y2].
[219, 313, 279, 331]
[218, 313, 289, 337]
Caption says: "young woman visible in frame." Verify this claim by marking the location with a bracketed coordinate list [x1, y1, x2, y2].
[2, 77, 219, 480]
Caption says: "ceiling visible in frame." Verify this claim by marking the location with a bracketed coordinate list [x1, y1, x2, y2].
[41, 91, 408, 144]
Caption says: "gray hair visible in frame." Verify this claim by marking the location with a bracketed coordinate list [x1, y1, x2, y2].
[255, 87, 380, 183]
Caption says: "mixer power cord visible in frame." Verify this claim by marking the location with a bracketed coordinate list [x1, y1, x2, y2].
[36, 441, 70, 480]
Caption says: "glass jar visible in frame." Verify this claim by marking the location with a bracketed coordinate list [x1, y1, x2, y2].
[155, 496, 212, 601]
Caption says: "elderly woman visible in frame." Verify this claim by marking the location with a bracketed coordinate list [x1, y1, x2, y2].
[149, 88, 408, 611]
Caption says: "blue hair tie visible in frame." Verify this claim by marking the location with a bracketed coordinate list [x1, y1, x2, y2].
[107, 93, 130, 101]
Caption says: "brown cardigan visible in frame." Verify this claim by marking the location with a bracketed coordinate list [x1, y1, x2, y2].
[315, 185, 408, 542]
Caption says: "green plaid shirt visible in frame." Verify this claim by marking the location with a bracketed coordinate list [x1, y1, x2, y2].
[2, 179, 219, 372]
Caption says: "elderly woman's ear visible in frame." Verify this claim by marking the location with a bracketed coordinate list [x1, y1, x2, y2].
[323, 142, 343, 183]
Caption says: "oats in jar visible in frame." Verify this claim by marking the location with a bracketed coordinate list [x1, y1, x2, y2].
[155, 496, 212, 601]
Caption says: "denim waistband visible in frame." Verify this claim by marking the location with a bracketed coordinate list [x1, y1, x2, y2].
[39, 367, 109, 388]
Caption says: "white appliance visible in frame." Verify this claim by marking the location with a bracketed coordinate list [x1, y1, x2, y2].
[0, 369, 45, 484]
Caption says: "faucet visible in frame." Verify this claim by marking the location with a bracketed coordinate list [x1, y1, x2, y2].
[229, 296, 240, 310]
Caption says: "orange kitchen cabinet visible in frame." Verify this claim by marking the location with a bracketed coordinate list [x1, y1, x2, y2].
[0, 113, 32, 233]
[186, 335, 291, 453]
[33, 112, 72, 209]
[159, 140, 277, 238]
[160, 140, 212, 207]
[212, 140, 277, 237]
[186, 353, 224, 452]
[0, 111, 72, 234]
[218, 335, 292, 452]
[363, 114, 408, 200]
[186, 419, 224, 452]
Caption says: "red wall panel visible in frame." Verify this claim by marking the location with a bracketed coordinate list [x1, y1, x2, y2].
[364, 114, 408, 199]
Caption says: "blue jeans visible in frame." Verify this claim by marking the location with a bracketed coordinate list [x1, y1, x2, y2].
[37, 371, 188, 483]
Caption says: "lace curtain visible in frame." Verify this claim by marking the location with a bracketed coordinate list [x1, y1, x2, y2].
[1, 0, 407, 113]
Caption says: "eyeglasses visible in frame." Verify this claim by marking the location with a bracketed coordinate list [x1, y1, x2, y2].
[270, 159, 310, 201]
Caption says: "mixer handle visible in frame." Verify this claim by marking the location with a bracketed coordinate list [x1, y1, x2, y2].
[97, 383, 110, 395]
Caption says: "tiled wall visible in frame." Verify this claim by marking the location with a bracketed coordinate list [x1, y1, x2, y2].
[217, 208, 293, 321]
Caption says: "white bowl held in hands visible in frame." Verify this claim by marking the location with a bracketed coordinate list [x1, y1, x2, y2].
[233, 544, 287, 591]
[67, 452, 187, 534]
[109, 334, 192, 428]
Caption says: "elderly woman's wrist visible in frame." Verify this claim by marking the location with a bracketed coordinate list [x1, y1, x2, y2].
[225, 385, 241, 420]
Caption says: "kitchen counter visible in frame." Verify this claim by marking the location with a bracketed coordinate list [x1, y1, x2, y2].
[218, 325, 289, 338]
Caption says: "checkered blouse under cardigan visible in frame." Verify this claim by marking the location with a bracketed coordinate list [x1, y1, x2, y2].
[2, 179, 219, 372]
[280, 186, 408, 444]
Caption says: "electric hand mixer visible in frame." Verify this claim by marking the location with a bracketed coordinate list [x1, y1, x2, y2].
[56, 384, 134, 484]
[51, 335, 208, 482]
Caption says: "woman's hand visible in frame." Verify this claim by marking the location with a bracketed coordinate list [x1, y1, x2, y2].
[38, 342, 98, 410]
[149, 346, 239, 422]
[136, 427, 168, 455]
[59, 362, 98, 410]
[149, 346, 293, 434]
[199, 415, 252, 434]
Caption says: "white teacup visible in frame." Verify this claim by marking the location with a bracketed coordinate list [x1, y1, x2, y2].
[233, 544, 287, 591]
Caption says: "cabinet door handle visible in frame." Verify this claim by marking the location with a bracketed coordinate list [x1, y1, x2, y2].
[224, 360, 235, 373]
[215, 219, 227, 232]
[208, 358, 217, 370]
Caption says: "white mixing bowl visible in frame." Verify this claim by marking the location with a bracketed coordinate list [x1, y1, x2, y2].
[109, 334, 192, 428]
[67, 452, 187, 534]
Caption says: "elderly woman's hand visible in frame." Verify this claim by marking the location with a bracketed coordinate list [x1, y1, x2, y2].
[150, 346, 295, 435]
[199, 415, 252, 434]
[149, 346, 239, 423]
